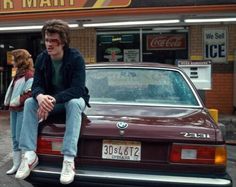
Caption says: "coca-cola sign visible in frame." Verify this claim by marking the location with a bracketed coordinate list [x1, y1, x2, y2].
[147, 34, 186, 50]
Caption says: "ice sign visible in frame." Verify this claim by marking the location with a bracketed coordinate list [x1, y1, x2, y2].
[203, 28, 227, 63]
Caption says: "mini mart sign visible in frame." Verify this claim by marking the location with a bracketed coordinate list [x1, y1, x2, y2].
[0, 0, 131, 14]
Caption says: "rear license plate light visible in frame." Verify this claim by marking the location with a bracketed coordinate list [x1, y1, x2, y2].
[181, 149, 197, 159]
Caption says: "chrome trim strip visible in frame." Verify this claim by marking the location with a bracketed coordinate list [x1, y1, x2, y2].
[89, 101, 202, 108]
[32, 169, 231, 186]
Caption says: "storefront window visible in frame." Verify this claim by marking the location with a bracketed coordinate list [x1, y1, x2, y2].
[142, 30, 188, 64]
[97, 31, 140, 62]
[97, 28, 188, 65]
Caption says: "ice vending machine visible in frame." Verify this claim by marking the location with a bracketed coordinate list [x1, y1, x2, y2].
[176, 59, 212, 90]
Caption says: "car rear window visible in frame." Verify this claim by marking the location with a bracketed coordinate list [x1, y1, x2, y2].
[86, 68, 199, 107]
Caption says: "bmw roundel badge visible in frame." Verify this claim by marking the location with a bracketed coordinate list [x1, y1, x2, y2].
[116, 121, 128, 130]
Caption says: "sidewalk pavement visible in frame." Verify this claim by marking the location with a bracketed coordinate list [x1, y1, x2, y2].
[0, 110, 9, 118]
[1, 110, 236, 144]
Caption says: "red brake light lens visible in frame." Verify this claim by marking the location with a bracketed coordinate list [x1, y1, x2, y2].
[170, 144, 226, 165]
[37, 136, 63, 155]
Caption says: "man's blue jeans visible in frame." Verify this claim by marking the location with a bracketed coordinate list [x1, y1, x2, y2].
[19, 97, 86, 157]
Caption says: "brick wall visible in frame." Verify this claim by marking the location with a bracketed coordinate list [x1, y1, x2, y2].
[190, 25, 236, 114]
[205, 74, 233, 114]
[189, 25, 202, 59]
[70, 28, 96, 64]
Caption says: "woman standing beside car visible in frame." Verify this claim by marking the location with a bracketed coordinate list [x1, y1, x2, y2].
[4, 49, 34, 175]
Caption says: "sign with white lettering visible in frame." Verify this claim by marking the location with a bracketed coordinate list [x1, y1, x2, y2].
[124, 49, 139, 62]
[0, 0, 131, 14]
[177, 59, 212, 90]
[203, 28, 227, 63]
[146, 34, 186, 50]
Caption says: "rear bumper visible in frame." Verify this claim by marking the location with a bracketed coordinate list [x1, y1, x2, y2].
[28, 166, 232, 187]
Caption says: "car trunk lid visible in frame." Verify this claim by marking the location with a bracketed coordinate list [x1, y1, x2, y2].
[37, 104, 225, 174]
[39, 104, 218, 143]
[83, 104, 217, 142]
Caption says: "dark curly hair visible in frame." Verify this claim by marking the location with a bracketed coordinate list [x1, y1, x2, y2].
[41, 19, 70, 47]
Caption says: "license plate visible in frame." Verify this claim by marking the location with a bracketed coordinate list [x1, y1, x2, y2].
[102, 140, 141, 161]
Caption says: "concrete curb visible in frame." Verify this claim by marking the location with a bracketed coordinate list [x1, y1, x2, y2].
[0, 110, 10, 120]
[0, 110, 9, 115]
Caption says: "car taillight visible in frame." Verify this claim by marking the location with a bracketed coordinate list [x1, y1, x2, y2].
[37, 136, 63, 155]
[170, 143, 226, 165]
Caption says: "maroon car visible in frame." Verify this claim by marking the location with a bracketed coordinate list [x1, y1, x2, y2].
[28, 63, 232, 187]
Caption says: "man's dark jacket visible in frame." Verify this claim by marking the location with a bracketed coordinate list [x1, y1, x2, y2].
[32, 47, 90, 106]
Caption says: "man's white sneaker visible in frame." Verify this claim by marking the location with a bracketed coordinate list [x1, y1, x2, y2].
[60, 160, 75, 184]
[15, 155, 38, 179]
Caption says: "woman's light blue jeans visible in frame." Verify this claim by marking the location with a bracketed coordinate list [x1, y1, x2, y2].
[10, 111, 23, 151]
[19, 97, 86, 157]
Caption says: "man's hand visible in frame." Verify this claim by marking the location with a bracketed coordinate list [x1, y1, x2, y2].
[36, 94, 56, 121]
[37, 108, 49, 122]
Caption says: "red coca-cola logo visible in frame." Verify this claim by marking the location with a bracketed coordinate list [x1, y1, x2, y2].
[147, 34, 186, 50]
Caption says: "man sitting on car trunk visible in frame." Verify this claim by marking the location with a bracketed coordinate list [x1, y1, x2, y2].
[15, 19, 90, 185]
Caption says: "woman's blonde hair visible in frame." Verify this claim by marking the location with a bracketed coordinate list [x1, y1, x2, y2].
[11, 49, 34, 75]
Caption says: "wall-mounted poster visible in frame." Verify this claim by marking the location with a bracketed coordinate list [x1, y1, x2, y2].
[104, 47, 123, 62]
[203, 28, 227, 63]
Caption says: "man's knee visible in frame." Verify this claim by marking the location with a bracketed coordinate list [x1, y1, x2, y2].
[25, 97, 36, 107]
[66, 98, 85, 111]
